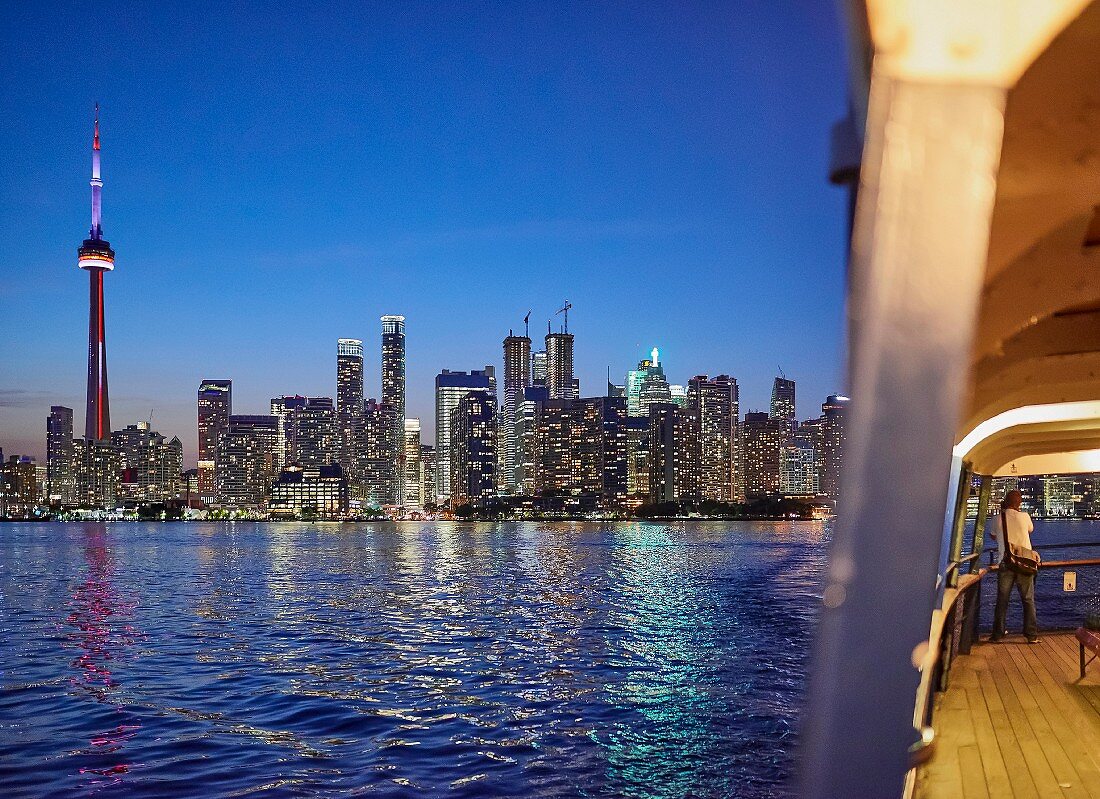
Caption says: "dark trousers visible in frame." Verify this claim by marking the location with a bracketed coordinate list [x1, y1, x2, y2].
[992, 568, 1038, 638]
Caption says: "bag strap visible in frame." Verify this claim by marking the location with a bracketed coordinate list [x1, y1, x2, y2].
[1001, 510, 1009, 559]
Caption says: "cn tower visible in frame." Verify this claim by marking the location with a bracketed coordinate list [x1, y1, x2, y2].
[77, 105, 115, 441]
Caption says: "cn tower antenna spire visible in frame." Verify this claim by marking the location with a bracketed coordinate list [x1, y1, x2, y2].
[90, 103, 103, 240]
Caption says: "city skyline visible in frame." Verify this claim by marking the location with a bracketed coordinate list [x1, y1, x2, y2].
[1, 3, 848, 464]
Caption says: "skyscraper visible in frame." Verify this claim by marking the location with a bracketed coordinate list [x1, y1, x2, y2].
[112, 421, 183, 503]
[403, 418, 422, 508]
[46, 406, 77, 505]
[626, 354, 655, 416]
[419, 445, 436, 510]
[381, 316, 406, 498]
[648, 402, 700, 504]
[501, 331, 532, 493]
[197, 379, 232, 504]
[449, 392, 497, 508]
[215, 415, 280, 509]
[545, 331, 576, 400]
[293, 397, 338, 465]
[742, 411, 788, 500]
[532, 350, 548, 387]
[532, 396, 628, 508]
[771, 376, 797, 428]
[434, 368, 496, 499]
[77, 106, 115, 442]
[688, 375, 739, 502]
[336, 338, 364, 472]
[359, 398, 398, 505]
[819, 394, 850, 502]
[637, 349, 673, 416]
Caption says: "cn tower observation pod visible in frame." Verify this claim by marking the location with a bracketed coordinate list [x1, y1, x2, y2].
[801, 2, 1100, 798]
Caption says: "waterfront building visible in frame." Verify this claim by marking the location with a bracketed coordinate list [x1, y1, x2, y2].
[268, 463, 349, 518]
[501, 331, 532, 494]
[632, 349, 672, 417]
[1, 456, 39, 518]
[215, 415, 280, 509]
[770, 376, 797, 429]
[449, 392, 496, 507]
[741, 411, 787, 500]
[648, 402, 701, 504]
[46, 406, 77, 505]
[419, 445, 436, 509]
[359, 399, 398, 505]
[270, 395, 307, 466]
[687, 375, 739, 502]
[277, 397, 337, 466]
[336, 339, 364, 475]
[112, 422, 183, 503]
[625, 415, 651, 501]
[73, 436, 119, 508]
[77, 107, 114, 443]
[531, 350, 547, 387]
[198, 379, 232, 503]
[818, 394, 850, 502]
[435, 368, 496, 500]
[182, 468, 199, 505]
[545, 331, 576, 400]
[780, 436, 819, 497]
[515, 385, 549, 497]
[403, 418, 422, 508]
[381, 316, 406, 500]
[1041, 476, 1075, 517]
[533, 396, 628, 508]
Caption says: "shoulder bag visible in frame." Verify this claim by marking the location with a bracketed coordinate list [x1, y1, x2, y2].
[1001, 511, 1040, 575]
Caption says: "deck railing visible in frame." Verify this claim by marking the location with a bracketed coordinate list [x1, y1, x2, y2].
[912, 545, 1100, 771]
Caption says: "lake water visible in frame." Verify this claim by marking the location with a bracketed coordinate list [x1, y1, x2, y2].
[0, 521, 827, 798]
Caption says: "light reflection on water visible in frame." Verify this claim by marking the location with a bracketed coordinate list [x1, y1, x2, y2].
[0, 520, 827, 798]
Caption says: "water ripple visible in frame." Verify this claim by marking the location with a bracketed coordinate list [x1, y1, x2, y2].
[0, 520, 828, 798]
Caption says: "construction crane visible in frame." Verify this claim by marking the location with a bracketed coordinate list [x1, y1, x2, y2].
[523, 311, 531, 338]
[555, 300, 573, 334]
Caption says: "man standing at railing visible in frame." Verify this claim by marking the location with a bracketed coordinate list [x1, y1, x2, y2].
[990, 489, 1039, 643]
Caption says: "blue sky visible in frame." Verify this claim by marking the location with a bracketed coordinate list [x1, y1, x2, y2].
[0, 1, 849, 465]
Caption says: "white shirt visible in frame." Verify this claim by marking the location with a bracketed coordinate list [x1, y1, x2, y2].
[990, 507, 1034, 562]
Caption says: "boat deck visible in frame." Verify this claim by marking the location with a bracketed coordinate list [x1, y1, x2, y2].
[916, 631, 1100, 799]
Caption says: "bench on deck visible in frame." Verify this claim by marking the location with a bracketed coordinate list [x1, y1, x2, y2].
[1077, 626, 1100, 679]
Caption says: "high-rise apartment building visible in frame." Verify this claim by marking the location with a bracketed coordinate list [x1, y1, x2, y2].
[270, 395, 307, 466]
[215, 415, 280, 509]
[46, 406, 77, 505]
[359, 399, 398, 505]
[197, 379, 232, 504]
[688, 375, 739, 502]
[403, 418, 422, 508]
[532, 350, 548, 387]
[545, 331, 576, 400]
[625, 415, 651, 501]
[742, 411, 788, 499]
[434, 368, 496, 500]
[501, 332, 532, 493]
[819, 394, 850, 502]
[112, 421, 183, 503]
[288, 398, 334, 466]
[381, 316, 406, 499]
[73, 437, 119, 508]
[515, 385, 549, 497]
[419, 445, 436, 510]
[449, 392, 497, 508]
[771, 377, 797, 429]
[1, 456, 39, 518]
[336, 339, 364, 473]
[648, 403, 701, 504]
[780, 436, 819, 497]
[532, 396, 628, 507]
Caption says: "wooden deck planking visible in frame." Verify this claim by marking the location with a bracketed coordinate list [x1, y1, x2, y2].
[916, 632, 1100, 799]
